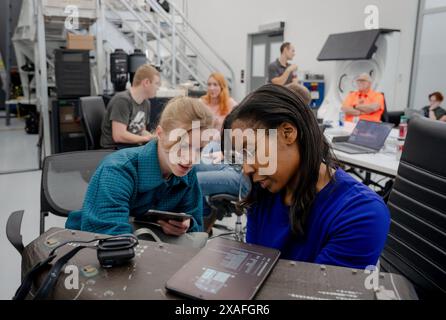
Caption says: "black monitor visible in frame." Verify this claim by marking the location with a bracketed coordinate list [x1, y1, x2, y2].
[317, 29, 399, 61]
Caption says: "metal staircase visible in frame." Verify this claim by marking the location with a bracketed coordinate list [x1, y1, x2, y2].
[102, 0, 235, 91]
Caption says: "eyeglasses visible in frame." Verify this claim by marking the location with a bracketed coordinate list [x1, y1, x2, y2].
[225, 148, 256, 166]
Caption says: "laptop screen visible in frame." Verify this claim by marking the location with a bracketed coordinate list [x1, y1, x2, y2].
[348, 120, 394, 150]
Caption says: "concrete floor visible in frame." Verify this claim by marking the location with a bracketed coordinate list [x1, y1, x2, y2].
[0, 112, 39, 173]
[0, 114, 64, 299]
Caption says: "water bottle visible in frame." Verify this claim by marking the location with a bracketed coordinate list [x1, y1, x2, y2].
[339, 111, 345, 127]
[399, 116, 408, 140]
[396, 116, 408, 160]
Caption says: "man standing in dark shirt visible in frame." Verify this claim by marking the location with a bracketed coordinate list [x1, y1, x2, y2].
[101, 64, 161, 149]
[267, 42, 298, 86]
[422, 92, 446, 122]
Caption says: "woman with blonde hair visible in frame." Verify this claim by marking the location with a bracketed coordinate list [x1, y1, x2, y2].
[66, 96, 214, 237]
[200, 72, 237, 131]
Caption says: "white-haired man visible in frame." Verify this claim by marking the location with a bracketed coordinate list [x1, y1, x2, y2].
[341, 73, 385, 123]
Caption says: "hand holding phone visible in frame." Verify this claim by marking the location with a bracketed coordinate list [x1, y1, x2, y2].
[134, 210, 192, 236]
[158, 218, 191, 236]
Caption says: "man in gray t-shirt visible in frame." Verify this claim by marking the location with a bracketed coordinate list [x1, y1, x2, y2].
[267, 42, 298, 86]
[101, 64, 161, 149]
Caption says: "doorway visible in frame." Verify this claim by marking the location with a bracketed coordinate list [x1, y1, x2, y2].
[247, 30, 284, 93]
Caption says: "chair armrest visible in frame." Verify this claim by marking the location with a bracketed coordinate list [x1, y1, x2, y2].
[6, 210, 25, 255]
[387, 111, 405, 127]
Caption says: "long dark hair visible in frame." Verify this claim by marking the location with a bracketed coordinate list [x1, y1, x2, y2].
[222, 84, 337, 237]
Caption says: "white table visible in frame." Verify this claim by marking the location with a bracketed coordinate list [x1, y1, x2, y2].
[324, 124, 400, 178]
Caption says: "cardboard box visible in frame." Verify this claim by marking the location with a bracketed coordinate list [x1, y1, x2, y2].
[59, 106, 82, 133]
[67, 33, 95, 50]
[59, 106, 76, 123]
[60, 122, 83, 133]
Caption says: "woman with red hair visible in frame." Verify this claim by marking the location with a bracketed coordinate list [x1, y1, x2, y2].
[423, 92, 446, 122]
[201, 72, 237, 130]
[196, 73, 249, 230]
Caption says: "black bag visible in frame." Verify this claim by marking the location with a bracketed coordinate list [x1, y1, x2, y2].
[25, 111, 39, 134]
[150, 0, 170, 13]
[14, 234, 138, 300]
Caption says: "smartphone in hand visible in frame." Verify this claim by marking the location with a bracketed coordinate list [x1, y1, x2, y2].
[141, 209, 192, 223]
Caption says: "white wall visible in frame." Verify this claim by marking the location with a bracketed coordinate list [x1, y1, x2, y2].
[178, 0, 419, 109]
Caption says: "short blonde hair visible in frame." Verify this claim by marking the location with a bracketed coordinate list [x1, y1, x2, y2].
[133, 64, 160, 86]
[159, 97, 214, 133]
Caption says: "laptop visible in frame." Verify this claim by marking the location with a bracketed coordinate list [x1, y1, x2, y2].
[165, 238, 281, 300]
[319, 124, 328, 133]
[332, 120, 394, 154]
[404, 108, 424, 120]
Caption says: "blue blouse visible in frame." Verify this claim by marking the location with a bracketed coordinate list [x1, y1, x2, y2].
[246, 169, 390, 269]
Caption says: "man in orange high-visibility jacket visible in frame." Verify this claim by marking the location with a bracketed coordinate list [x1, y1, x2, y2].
[341, 73, 385, 123]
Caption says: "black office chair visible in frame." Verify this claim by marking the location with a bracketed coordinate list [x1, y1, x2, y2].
[39, 150, 114, 234]
[5, 150, 113, 254]
[380, 92, 389, 123]
[380, 92, 404, 126]
[79, 96, 106, 150]
[204, 194, 246, 241]
[148, 97, 171, 131]
[380, 117, 446, 299]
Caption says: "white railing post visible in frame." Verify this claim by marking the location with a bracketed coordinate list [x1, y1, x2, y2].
[171, 6, 176, 87]
[35, 0, 51, 156]
[96, 0, 105, 94]
[156, 15, 161, 67]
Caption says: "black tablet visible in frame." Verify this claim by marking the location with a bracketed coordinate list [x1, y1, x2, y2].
[166, 238, 281, 300]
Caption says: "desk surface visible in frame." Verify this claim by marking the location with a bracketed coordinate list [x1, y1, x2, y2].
[5, 98, 37, 105]
[325, 125, 400, 177]
[21, 228, 418, 300]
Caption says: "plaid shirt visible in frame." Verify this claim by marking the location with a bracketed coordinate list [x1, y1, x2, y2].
[66, 140, 203, 235]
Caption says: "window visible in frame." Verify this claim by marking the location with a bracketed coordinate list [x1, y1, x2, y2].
[425, 0, 446, 9]
[410, 0, 446, 109]
[252, 44, 266, 77]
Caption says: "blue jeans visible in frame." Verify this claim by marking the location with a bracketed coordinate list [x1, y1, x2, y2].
[195, 163, 251, 217]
